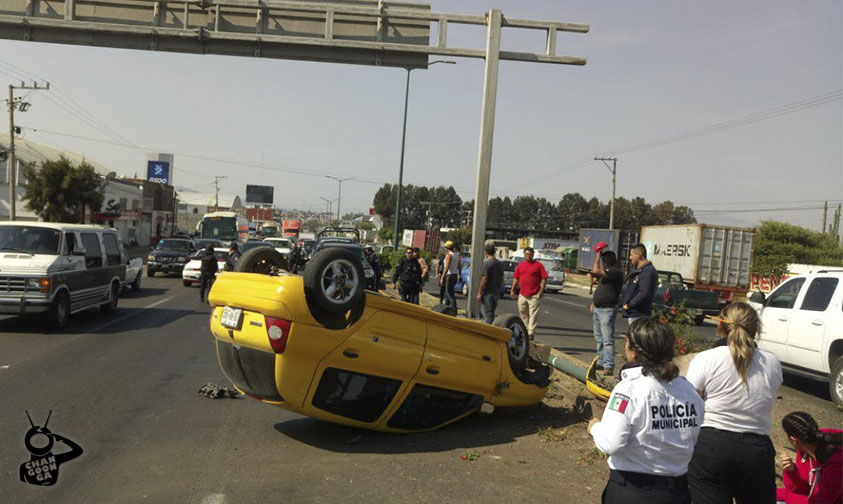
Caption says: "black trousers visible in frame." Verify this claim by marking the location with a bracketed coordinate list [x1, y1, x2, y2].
[400, 283, 420, 304]
[688, 427, 776, 504]
[445, 274, 458, 308]
[199, 274, 214, 303]
[602, 470, 690, 504]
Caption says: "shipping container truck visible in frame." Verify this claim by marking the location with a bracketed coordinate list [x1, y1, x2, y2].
[517, 237, 578, 253]
[282, 219, 302, 240]
[641, 224, 754, 304]
[576, 229, 640, 275]
[402, 229, 442, 253]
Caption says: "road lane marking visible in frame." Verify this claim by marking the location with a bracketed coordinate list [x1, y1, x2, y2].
[90, 296, 174, 333]
[544, 296, 589, 308]
[201, 494, 226, 504]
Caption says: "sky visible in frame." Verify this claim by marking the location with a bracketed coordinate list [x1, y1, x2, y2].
[1, 0, 841, 230]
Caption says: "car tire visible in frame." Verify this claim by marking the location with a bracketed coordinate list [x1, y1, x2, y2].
[234, 247, 289, 275]
[101, 282, 119, 314]
[304, 248, 366, 316]
[183, 280, 192, 287]
[47, 291, 70, 330]
[493, 314, 530, 370]
[131, 272, 141, 291]
[830, 356, 843, 408]
[147, 268, 155, 277]
[461, 283, 468, 297]
[432, 303, 457, 316]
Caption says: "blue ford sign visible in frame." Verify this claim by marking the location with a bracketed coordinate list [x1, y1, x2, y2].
[147, 161, 170, 185]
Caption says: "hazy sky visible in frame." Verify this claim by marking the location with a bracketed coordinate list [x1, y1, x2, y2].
[1, 0, 841, 230]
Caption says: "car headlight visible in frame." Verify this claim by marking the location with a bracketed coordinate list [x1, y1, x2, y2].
[177, 257, 187, 263]
[26, 278, 40, 289]
[147, 255, 155, 261]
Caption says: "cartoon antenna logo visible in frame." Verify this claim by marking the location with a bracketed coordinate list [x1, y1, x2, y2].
[19, 410, 83, 486]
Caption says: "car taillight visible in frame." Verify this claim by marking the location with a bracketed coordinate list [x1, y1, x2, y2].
[265, 316, 291, 354]
[664, 289, 671, 302]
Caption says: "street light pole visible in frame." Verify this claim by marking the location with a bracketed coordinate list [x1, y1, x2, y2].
[319, 196, 336, 226]
[594, 157, 617, 230]
[325, 175, 353, 223]
[393, 60, 456, 249]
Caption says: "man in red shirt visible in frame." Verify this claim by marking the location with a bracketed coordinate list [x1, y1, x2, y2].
[510, 247, 548, 341]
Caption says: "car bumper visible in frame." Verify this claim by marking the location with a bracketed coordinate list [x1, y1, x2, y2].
[148, 262, 186, 272]
[0, 296, 51, 314]
[215, 339, 283, 402]
[183, 271, 200, 281]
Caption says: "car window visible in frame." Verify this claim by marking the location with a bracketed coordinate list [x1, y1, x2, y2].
[80, 232, 103, 269]
[64, 232, 77, 255]
[387, 384, 483, 430]
[799, 277, 839, 312]
[102, 233, 121, 266]
[767, 277, 806, 309]
[156, 240, 192, 251]
[311, 368, 401, 423]
[502, 261, 517, 272]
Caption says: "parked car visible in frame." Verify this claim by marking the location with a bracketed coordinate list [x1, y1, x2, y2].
[502, 259, 519, 295]
[619, 270, 719, 325]
[455, 257, 506, 298]
[264, 237, 293, 257]
[509, 250, 566, 293]
[147, 238, 195, 277]
[749, 271, 843, 406]
[123, 253, 143, 293]
[182, 248, 229, 287]
[207, 247, 550, 433]
[0, 223, 126, 328]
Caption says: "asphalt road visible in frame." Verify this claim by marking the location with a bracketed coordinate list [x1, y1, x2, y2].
[0, 272, 837, 503]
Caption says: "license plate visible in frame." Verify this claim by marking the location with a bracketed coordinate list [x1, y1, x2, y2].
[221, 306, 243, 329]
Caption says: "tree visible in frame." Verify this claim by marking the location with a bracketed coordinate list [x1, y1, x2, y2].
[753, 220, 843, 276]
[23, 157, 104, 223]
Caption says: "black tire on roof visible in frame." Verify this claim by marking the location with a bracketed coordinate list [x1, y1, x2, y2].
[234, 247, 289, 275]
[493, 314, 530, 370]
[303, 248, 366, 318]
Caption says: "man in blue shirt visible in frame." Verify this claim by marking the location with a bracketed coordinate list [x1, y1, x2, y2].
[621, 244, 658, 325]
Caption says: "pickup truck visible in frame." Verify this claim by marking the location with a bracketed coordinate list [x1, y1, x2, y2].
[620, 271, 719, 325]
[749, 271, 843, 406]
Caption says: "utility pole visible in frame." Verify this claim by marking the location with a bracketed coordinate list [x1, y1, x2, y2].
[213, 175, 227, 210]
[594, 156, 617, 230]
[325, 175, 353, 223]
[6, 81, 49, 221]
[822, 201, 828, 233]
[319, 196, 336, 226]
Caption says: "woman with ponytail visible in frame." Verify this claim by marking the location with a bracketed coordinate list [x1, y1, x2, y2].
[777, 411, 842, 504]
[686, 301, 784, 504]
[588, 318, 704, 504]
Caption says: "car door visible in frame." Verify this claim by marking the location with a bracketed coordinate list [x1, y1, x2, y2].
[786, 277, 840, 372]
[307, 311, 426, 427]
[77, 232, 107, 309]
[757, 277, 806, 363]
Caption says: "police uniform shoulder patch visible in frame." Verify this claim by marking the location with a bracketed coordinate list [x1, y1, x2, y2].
[607, 393, 630, 413]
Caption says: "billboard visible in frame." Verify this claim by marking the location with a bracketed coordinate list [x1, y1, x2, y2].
[246, 185, 274, 205]
[146, 161, 170, 185]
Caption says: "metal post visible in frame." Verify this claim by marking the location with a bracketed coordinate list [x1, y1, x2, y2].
[8, 84, 15, 221]
[594, 157, 617, 230]
[326, 175, 352, 223]
[393, 68, 411, 250]
[466, 9, 503, 319]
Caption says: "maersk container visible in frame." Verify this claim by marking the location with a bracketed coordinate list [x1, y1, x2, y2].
[640, 224, 754, 299]
[576, 229, 640, 274]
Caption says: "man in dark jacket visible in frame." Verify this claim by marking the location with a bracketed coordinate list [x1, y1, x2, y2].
[225, 242, 241, 272]
[364, 245, 381, 290]
[197, 244, 219, 303]
[392, 247, 423, 304]
[620, 243, 658, 325]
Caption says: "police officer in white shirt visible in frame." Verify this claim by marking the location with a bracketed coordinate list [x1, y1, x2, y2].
[686, 302, 783, 504]
[588, 318, 704, 504]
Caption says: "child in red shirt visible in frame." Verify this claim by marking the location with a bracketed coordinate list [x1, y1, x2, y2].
[778, 411, 842, 504]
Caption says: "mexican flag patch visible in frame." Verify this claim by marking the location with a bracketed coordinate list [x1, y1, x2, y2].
[607, 393, 630, 414]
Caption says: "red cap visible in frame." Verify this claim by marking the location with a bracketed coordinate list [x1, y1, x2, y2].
[594, 241, 608, 254]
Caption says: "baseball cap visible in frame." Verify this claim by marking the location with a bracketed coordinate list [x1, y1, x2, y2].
[444, 240, 454, 249]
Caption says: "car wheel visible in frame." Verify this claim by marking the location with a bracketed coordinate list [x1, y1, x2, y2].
[304, 248, 366, 315]
[830, 356, 843, 407]
[47, 291, 70, 329]
[131, 272, 141, 291]
[101, 282, 119, 314]
[183, 280, 192, 287]
[147, 268, 155, 277]
[493, 314, 530, 370]
[461, 283, 468, 296]
[234, 247, 289, 275]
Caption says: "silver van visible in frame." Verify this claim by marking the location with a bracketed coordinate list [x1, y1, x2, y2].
[0, 223, 126, 328]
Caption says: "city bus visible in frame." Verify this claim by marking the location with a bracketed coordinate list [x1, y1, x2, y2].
[197, 211, 249, 245]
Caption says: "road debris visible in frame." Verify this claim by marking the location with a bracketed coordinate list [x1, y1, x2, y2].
[198, 383, 241, 399]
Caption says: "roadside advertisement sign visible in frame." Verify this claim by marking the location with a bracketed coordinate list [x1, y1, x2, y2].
[246, 185, 274, 205]
[146, 161, 170, 185]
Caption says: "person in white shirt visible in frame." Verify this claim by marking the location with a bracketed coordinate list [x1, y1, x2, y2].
[686, 301, 783, 504]
[588, 318, 704, 504]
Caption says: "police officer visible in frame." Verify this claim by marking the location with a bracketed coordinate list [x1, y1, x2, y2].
[588, 318, 704, 504]
[391, 247, 423, 304]
[225, 242, 240, 272]
[197, 244, 219, 303]
[363, 245, 381, 290]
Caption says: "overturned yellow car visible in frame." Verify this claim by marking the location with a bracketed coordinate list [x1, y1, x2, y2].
[208, 247, 550, 433]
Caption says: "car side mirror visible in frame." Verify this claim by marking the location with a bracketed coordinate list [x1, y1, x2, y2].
[71, 248, 87, 257]
[749, 290, 766, 304]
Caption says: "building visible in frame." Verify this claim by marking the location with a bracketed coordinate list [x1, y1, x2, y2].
[87, 178, 146, 245]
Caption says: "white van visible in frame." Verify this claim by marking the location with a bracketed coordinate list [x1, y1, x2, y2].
[510, 249, 566, 292]
[0, 223, 126, 328]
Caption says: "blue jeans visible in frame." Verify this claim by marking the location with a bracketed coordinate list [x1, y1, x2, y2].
[593, 307, 617, 370]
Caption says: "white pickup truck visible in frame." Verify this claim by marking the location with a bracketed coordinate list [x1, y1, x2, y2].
[749, 270, 843, 406]
[121, 245, 143, 293]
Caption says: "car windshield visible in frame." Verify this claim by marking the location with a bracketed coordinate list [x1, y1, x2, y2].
[302, 240, 316, 253]
[194, 239, 220, 249]
[539, 259, 565, 271]
[269, 239, 291, 248]
[0, 226, 61, 255]
[261, 226, 278, 237]
[156, 240, 192, 251]
[213, 250, 230, 260]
